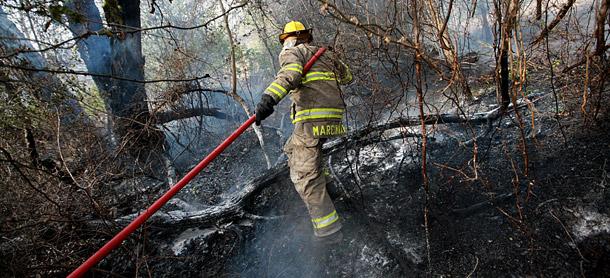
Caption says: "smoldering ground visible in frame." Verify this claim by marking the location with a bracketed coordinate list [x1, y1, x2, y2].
[110, 78, 610, 277]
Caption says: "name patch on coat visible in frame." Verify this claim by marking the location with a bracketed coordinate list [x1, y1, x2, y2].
[304, 122, 346, 138]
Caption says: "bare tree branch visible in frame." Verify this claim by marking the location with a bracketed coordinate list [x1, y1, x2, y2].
[0, 64, 211, 83]
[530, 0, 576, 46]
[153, 107, 227, 125]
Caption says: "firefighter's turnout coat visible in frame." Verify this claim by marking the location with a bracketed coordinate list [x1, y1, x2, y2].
[263, 44, 353, 138]
[263, 43, 352, 237]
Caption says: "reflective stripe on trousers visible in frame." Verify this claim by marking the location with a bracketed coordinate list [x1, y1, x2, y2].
[312, 210, 339, 229]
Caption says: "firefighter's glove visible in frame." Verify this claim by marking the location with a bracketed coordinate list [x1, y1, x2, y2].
[255, 95, 275, 126]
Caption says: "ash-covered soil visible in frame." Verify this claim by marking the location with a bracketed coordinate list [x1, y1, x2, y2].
[104, 74, 610, 278]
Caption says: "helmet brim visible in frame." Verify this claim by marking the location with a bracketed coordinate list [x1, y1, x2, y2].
[279, 29, 312, 41]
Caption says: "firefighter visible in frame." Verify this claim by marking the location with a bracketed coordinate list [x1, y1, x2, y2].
[255, 21, 353, 242]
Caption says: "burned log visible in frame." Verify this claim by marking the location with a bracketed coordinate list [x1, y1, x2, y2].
[89, 162, 289, 231]
[326, 91, 547, 155]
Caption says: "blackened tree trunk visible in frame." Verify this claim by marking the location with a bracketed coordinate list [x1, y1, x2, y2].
[500, 45, 510, 109]
[497, 0, 519, 110]
[106, 0, 166, 163]
[66, 0, 230, 165]
[594, 0, 610, 56]
[592, 0, 610, 119]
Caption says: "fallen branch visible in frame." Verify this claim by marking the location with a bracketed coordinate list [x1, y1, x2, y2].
[89, 162, 289, 230]
[324, 107, 502, 155]
[326, 91, 549, 155]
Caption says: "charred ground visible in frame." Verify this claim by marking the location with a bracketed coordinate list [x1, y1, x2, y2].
[90, 69, 610, 278]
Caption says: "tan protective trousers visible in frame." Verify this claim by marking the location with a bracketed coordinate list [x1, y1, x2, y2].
[284, 124, 342, 237]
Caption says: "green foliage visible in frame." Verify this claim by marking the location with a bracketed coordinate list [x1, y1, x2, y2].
[28, 2, 87, 31]
[98, 28, 114, 37]
[81, 85, 106, 117]
[0, 85, 47, 131]
[102, 0, 123, 24]
[236, 42, 273, 74]
[552, 59, 561, 69]
[499, 60, 529, 82]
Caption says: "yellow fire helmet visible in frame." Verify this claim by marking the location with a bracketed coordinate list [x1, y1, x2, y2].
[279, 21, 312, 44]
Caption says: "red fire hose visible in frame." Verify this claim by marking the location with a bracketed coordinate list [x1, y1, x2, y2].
[68, 46, 326, 277]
